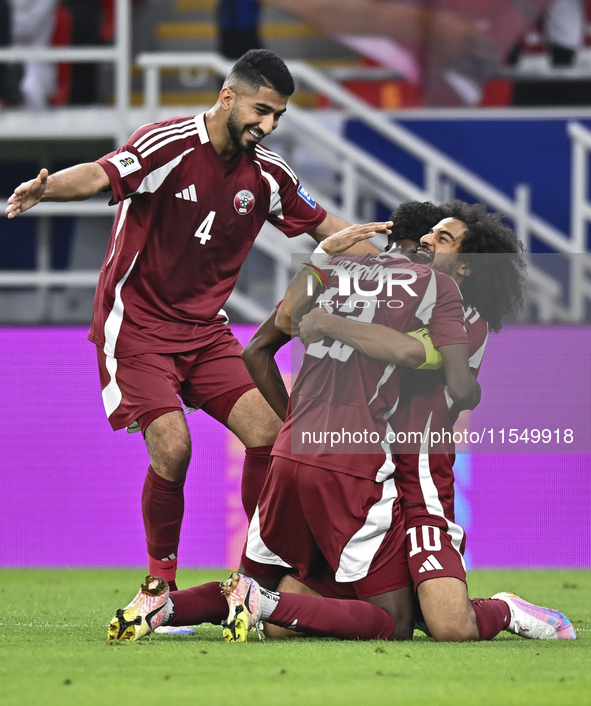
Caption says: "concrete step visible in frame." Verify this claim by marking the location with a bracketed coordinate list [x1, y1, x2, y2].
[156, 21, 322, 42]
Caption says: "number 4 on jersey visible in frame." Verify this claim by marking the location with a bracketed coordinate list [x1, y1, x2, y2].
[194, 211, 216, 245]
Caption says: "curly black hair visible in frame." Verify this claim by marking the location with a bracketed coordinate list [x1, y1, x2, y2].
[441, 200, 527, 332]
[387, 201, 448, 249]
[224, 49, 295, 96]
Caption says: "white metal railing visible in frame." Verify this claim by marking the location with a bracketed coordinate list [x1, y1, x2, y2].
[2, 47, 590, 322]
[136, 53, 591, 321]
[138, 52, 430, 318]
[0, 0, 131, 143]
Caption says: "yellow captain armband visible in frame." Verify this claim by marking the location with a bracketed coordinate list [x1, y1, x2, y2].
[406, 328, 443, 370]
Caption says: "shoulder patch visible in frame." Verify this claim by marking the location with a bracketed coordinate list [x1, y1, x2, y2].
[108, 150, 141, 177]
[297, 184, 317, 209]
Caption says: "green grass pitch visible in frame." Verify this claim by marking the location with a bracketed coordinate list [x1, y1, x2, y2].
[0, 569, 589, 706]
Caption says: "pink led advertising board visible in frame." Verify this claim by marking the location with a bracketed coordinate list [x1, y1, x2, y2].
[1, 325, 589, 569]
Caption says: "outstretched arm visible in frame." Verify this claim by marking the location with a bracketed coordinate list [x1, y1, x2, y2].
[308, 212, 382, 254]
[242, 309, 291, 421]
[5, 163, 111, 219]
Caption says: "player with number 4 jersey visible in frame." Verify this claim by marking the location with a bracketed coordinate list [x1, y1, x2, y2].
[6, 49, 391, 594]
[90, 112, 326, 358]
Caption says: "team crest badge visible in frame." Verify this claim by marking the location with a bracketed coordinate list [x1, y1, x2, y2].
[234, 189, 255, 215]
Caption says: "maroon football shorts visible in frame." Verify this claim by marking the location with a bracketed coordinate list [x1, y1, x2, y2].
[96, 323, 256, 431]
[394, 453, 467, 590]
[405, 524, 467, 590]
[243, 456, 411, 599]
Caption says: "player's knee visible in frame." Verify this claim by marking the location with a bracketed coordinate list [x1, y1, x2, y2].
[228, 389, 282, 447]
[428, 622, 475, 642]
[168, 437, 192, 471]
[149, 436, 192, 480]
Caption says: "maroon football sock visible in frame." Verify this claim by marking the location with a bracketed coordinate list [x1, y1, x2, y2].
[241, 445, 272, 522]
[168, 583, 228, 626]
[269, 593, 395, 640]
[142, 465, 185, 585]
[471, 598, 511, 641]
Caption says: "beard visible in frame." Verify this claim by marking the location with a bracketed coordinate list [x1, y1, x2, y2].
[227, 110, 257, 154]
[431, 253, 460, 276]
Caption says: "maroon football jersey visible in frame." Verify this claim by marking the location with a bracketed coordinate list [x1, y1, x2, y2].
[88, 112, 327, 357]
[391, 304, 489, 456]
[272, 252, 468, 480]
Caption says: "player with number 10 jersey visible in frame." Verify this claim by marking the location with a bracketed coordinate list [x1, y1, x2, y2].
[245, 252, 468, 599]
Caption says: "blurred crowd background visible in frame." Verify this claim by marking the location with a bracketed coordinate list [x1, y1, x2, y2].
[0, 0, 590, 110]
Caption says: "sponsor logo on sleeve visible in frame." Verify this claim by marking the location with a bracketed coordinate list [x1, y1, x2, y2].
[297, 183, 317, 209]
[108, 150, 141, 177]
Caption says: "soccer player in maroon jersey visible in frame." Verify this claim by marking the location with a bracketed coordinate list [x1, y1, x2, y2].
[388, 202, 526, 642]
[5, 49, 391, 596]
[224, 222, 482, 642]
[256, 202, 574, 642]
[103, 202, 574, 642]
[106, 220, 477, 642]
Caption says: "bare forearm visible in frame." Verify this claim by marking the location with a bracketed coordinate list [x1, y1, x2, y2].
[276, 287, 294, 335]
[243, 350, 289, 421]
[439, 344, 481, 410]
[42, 163, 110, 202]
[309, 213, 381, 253]
[277, 272, 315, 332]
[242, 314, 291, 421]
[319, 315, 425, 366]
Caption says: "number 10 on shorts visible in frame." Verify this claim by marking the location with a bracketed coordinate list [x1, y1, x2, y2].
[407, 526, 442, 557]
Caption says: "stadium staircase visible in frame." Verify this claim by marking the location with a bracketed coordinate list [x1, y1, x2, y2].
[0, 0, 590, 323]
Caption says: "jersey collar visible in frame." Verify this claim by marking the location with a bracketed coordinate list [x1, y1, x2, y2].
[194, 112, 210, 144]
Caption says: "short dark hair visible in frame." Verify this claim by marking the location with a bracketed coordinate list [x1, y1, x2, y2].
[387, 201, 448, 250]
[224, 49, 295, 96]
[442, 200, 527, 332]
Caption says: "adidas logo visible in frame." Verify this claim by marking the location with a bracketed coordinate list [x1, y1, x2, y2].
[418, 554, 443, 573]
[175, 185, 197, 202]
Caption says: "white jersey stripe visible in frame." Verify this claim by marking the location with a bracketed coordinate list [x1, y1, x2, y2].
[141, 130, 199, 158]
[254, 145, 297, 179]
[417, 415, 466, 568]
[101, 252, 139, 416]
[102, 354, 122, 419]
[254, 161, 284, 218]
[254, 152, 297, 184]
[132, 117, 195, 150]
[368, 362, 396, 406]
[106, 198, 131, 267]
[254, 148, 297, 184]
[245, 506, 293, 568]
[138, 125, 199, 156]
[135, 148, 194, 195]
[335, 478, 398, 582]
[194, 112, 209, 144]
[414, 270, 438, 324]
[375, 448, 396, 484]
[469, 330, 488, 369]
[103, 252, 138, 358]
